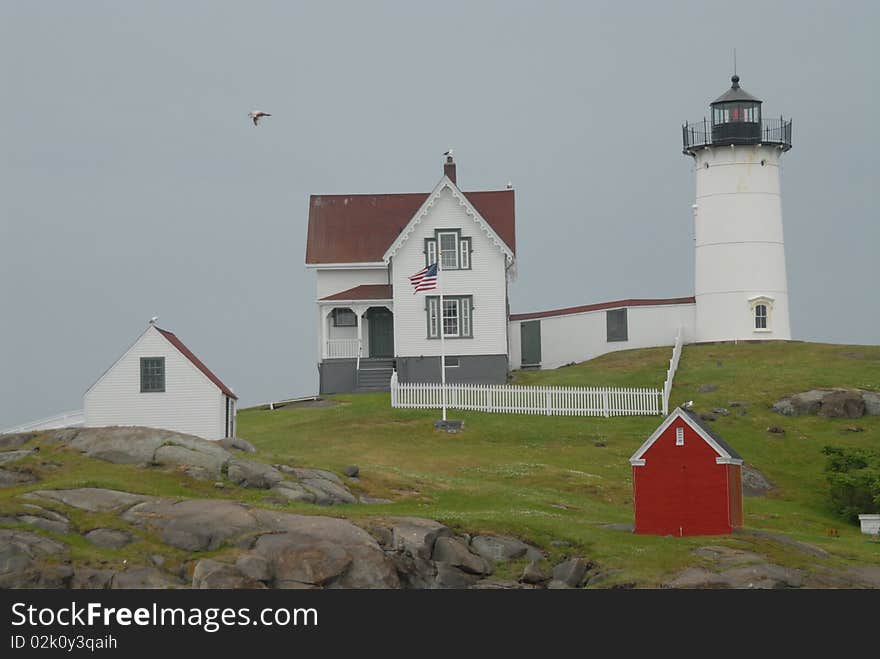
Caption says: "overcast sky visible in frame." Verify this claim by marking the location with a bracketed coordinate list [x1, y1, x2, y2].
[1, 1, 877, 428]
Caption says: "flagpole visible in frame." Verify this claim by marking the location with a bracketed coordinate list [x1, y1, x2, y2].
[438, 257, 446, 421]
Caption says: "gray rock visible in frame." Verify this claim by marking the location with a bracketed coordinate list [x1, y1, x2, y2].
[17, 515, 70, 534]
[85, 528, 133, 549]
[192, 559, 266, 589]
[20, 504, 68, 523]
[0, 468, 36, 487]
[700, 412, 718, 422]
[359, 495, 391, 504]
[697, 384, 718, 393]
[69, 428, 166, 464]
[773, 389, 827, 416]
[235, 554, 272, 582]
[766, 426, 785, 435]
[0, 432, 38, 450]
[343, 465, 360, 478]
[520, 561, 548, 585]
[547, 579, 572, 589]
[433, 562, 481, 589]
[712, 408, 730, 416]
[728, 401, 749, 408]
[254, 534, 352, 587]
[0, 529, 67, 576]
[664, 567, 729, 589]
[552, 557, 592, 588]
[470, 535, 530, 562]
[472, 579, 528, 589]
[71, 568, 115, 589]
[431, 537, 490, 575]
[742, 464, 774, 497]
[665, 563, 803, 589]
[271, 482, 317, 504]
[218, 437, 257, 454]
[863, 391, 880, 416]
[0, 449, 37, 465]
[227, 458, 285, 489]
[299, 478, 357, 504]
[111, 567, 184, 589]
[0, 564, 74, 589]
[819, 390, 866, 418]
[288, 467, 343, 485]
[154, 445, 226, 478]
[25, 488, 153, 513]
[525, 545, 545, 561]
[389, 517, 453, 560]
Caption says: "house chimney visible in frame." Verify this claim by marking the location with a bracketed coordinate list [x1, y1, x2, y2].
[444, 155, 457, 184]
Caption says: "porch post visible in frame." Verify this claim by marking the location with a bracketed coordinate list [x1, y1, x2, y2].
[321, 306, 332, 360]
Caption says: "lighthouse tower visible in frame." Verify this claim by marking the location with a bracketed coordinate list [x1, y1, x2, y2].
[683, 75, 793, 342]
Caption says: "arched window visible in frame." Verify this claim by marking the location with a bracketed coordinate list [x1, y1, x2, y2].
[754, 304, 768, 329]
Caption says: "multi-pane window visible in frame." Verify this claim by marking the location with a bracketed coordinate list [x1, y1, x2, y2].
[755, 304, 767, 329]
[426, 296, 472, 338]
[425, 232, 471, 270]
[675, 427, 685, 446]
[332, 308, 357, 327]
[140, 357, 165, 393]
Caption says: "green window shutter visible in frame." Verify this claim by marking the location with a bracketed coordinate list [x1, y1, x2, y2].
[460, 238, 470, 269]
[461, 297, 472, 336]
[426, 297, 439, 338]
[426, 239, 437, 266]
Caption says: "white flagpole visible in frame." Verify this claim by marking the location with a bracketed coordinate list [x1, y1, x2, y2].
[438, 257, 446, 421]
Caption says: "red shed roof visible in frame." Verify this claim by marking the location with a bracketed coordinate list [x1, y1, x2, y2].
[630, 406, 742, 466]
[155, 327, 237, 400]
[305, 190, 515, 264]
[319, 284, 393, 301]
[510, 297, 695, 321]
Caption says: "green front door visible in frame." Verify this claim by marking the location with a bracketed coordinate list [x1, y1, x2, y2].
[368, 308, 394, 358]
[520, 320, 541, 367]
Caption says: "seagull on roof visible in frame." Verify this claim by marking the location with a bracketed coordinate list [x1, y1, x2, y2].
[149, 316, 159, 325]
[443, 148, 453, 157]
[506, 181, 513, 189]
[248, 110, 271, 126]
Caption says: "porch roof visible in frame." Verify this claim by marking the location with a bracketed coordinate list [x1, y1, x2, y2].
[319, 284, 393, 302]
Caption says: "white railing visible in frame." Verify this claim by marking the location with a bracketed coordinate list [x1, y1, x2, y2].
[662, 328, 683, 415]
[326, 339, 359, 359]
[1, 409, 85, 435]
[391, 372, 660, 417]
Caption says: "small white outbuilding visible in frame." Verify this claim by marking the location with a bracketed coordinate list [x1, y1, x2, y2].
[84, 322, 237, 441]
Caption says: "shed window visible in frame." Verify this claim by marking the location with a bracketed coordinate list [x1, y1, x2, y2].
[332, 308, 357, 327]
[140, 357, 165, 393]
[676, 427, 685, 446]
[606, 308, 628, 342]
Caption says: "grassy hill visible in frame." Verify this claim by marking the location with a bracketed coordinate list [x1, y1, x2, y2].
[237, 341, 880, 585]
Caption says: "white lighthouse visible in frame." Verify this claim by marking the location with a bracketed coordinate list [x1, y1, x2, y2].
[683, 74, 793, 343]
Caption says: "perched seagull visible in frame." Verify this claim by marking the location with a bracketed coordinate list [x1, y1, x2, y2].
[506, 181, 513, 189]
[248, 110, 272, 126]
[443, 148, 454, 157]
[149, 316, 159, 325]
[683, 400, 694, 409]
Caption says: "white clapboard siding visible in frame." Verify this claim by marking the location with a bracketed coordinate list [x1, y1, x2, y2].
[84, 326, 228, 440]
[392, 186, 509, 358]
[391, 373, 661, 417]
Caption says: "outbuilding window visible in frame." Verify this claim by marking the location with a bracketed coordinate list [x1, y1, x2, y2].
[676, 427, 685, 446]
[606, 308, 628, 342]
[140, 357, 165, 393]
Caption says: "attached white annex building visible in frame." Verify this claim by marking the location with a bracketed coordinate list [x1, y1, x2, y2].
[305, 74, 794, 392]
[84, 322, 238, 441]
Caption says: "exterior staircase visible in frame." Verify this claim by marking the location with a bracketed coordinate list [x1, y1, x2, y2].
[356, 359, 395, 392]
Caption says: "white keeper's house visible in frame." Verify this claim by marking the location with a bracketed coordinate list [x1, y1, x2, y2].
[306, 73, 794, 393]
[84, 322, 238, 440]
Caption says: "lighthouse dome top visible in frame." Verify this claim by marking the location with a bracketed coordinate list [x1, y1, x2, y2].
[711, 74, 762, 105]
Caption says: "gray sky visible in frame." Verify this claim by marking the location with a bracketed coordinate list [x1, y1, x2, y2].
[2, 1, 878, 428]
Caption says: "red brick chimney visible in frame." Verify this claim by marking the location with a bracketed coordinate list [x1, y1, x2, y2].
[444, 155, 457, 184]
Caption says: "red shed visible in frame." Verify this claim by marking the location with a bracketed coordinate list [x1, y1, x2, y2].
[630, 406, 743, 536]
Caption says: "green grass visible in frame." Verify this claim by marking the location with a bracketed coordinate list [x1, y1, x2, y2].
[2, 341, 879, 586]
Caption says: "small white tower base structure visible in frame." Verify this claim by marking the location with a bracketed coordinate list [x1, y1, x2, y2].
[683, 75, 793, 343]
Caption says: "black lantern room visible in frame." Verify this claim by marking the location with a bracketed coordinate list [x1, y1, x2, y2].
[683, 74, 791, 155]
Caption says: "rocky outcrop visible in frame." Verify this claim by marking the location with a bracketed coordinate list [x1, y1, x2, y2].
[84, 528, 133, 549]
[24, 488, 153, 513]
[741, 464, 774, 497]
[773, 389, 879, 418]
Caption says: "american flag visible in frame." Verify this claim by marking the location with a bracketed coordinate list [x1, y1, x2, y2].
[409, 262, 438, 293]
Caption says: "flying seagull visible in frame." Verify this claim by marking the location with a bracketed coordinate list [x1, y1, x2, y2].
[248, 111, 272, 126]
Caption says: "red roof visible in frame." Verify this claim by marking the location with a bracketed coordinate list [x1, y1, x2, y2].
[305, 190, 515, 264]
[155, 327, 238, 400]
[510, 297, 696, 321]
[319, 284, 393, 301]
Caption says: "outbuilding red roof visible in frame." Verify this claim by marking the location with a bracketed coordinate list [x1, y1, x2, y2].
[155, 327, 238, 400]
[509, 297, 695, 321]
[319, 284, 393, 301]
[305, 190, 515, 264]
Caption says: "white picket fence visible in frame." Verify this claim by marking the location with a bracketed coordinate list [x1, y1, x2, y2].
[661, 329, 683, 415]
[391, 372, 661, 417]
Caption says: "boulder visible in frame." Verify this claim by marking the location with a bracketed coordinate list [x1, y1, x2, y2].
[111, 567, 184, 589]
[863, 391, 880, 416]
[288, 467, 343, 485]
[431, 537, 491, 575]
[470, 535, 530, 562]
[741, 464, 774, 497]
[18, 515, 70, 534]
[819, 390, 865, 418]
[665, 563, 803, 589]
[0, 449, 37, 465]
[270, 482, 317, 504]
[69, 428, 166, 464]
[433, 562, 481, 589]
[227, 458, 285, 489]
[192, 559, 266, 589]
[24, 488, 153, 513]
[552, 558, 592, 588]
[298, 478, 357, 505]
[389, 517, 453, 560]
[343, 465, 360, 478]
[235, 554, 272, 582]
[0, 468, 36, 487]
[218, 437, 257, 454]
[85, 528, 134, 549]
[0, 432, 38, 450]
[71, 568, 115, 589]
[0, 529, 67, 576]
[154, 445, 226, 478]
[520, 561, 548, 585]
[0, 564, 74, 589]
[254, 534, 352, 588]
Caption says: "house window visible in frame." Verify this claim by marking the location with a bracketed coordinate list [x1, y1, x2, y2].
[140, 357, 165, 393]
[426, 296, 473, 338]
[444, 356, 460, 367]
[606, 308, 628, 342]
[332, 308, 357, 327]
[676, 427, 685, 446]
[755, 304, 767, 329]
[427, 231, 471, 269]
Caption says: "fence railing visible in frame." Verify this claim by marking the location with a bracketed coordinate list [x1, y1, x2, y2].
[1, 409, 85, 435]
[682, 117, 792, 153]
[391, 372, 661, 417]
[662, 329, 683, 415]
[326, 339, 359, 359]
